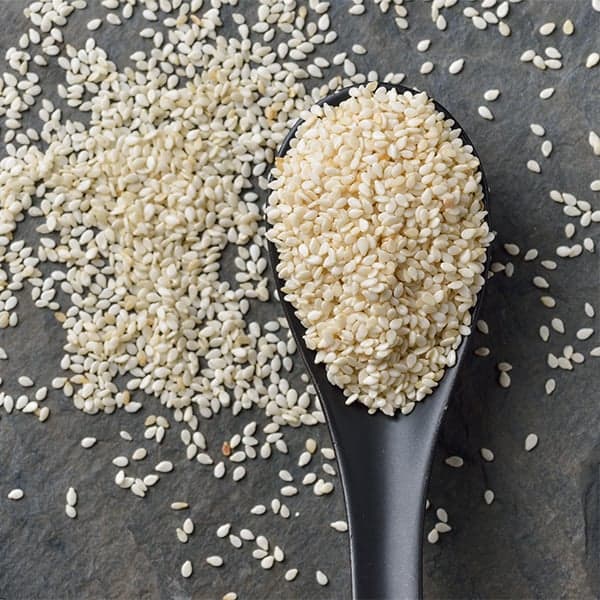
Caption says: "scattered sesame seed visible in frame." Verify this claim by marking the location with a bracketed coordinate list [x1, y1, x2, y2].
[207, 556, 224, 568]
[539, 22, 556, 36]
[18, 376, 34, 387]
[484, 89, 500, 101]
[445, 456, 464, 468]
[480, 448, 495, 462]
[420, 61, 434, 75]
[427, 528, 439, 544]
[539, 87, 555, 99]
[7, 488, 24, 500]
[330, 520, 348, 532]
[86, 18, 102, 31]
[478, 105, 494, 120]
[524, 433, 539, 451]
[448, 58, 465, 74]
[181, 560, 193, 578]
[586, 52, 600, 68]
[155, 461, 173, 473]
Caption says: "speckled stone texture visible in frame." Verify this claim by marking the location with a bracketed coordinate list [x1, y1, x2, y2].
[0, 1, 599, 599]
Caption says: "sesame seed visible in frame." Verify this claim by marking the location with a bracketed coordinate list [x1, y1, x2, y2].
[207, 556, 224, 568]
[480, 448, 495, 462]
[448, 58, 465, 74]
[484, 89, 500, 101]
[445, 456, 464, 468]
[181, 560, 193, 578]
[478, 105, 494, 120]
[7, 489, 24, 500]
[524, 434, 539, 451]
[427, 528, 439, 544]
[86, 18, 102, 31]
[420, 61, 434, 75]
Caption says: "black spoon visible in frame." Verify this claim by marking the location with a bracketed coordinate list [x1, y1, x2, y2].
[267, 83, 490, 600]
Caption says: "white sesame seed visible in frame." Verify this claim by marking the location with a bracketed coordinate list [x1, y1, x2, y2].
[213, 460, 226, 479]
[525, 433, 539, 451]
[541, 140, 553, 157]
[87, 18, 102, 31]
[445, 456, 464, 468]
[207, 555, 224, 568]
[181, 560, 193, 578]
[499, 371, 511, 388]
[280, 485, 298, 497]
[480, 448, 495, 462]
[586, 53, 600, 68]
[316, 570, 329, 586]
[80, 437, 96, 449]
[448, 58, 465, 74]
[520, 49, 536, 62]
[66, 487, 77, 507]
[427, 528, 439, 544]
[530, 123, 545, 136]
[562, 19, 574, 35]
[484, 89, 500, 101]
[539, 22, 556, 36]
[420, 61, 434, 75]
[155, 461, 173, 473]
[7, 488, 24, 500]
[18, 376, 34, 387]
[232, 466, 246, 481]
[484, 489, 495, 505]
[539, 87, 555, 99]
[330, 520, 348, 532]
[576, 328, 594, 340]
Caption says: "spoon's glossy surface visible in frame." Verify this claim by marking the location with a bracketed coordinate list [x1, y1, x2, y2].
[267, 84, 490, 600]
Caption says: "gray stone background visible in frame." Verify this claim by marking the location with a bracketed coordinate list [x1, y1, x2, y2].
[0, 0, 599, 598]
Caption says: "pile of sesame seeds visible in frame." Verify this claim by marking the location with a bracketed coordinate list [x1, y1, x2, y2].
[0, 0, 598, 596]
[268, 84, 491, 415]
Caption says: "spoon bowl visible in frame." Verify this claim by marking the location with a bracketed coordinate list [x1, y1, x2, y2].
[267, 83, 490, 600]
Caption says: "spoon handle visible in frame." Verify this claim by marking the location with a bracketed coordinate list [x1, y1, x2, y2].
[320, 383, 453, 600]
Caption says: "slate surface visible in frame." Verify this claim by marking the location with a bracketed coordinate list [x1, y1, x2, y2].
[0, 1, 599, 599]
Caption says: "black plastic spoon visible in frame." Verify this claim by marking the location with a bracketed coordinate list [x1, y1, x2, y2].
[267, 83, 490, 600]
